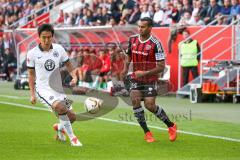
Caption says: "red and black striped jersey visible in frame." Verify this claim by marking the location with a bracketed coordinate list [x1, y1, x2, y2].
[126, 34, 165, 83]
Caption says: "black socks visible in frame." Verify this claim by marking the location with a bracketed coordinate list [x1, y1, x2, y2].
[155, 105, 174, 128]
[133, 106, 150, 133]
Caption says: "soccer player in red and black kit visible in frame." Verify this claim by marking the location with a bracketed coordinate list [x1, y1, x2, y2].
[124, 17, 177, 143]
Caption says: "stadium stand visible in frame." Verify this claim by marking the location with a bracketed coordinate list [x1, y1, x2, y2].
[0, 0, 239, 87]
[52, 0, 239, 27]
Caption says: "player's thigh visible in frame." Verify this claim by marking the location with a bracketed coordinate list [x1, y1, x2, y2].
[144, 97, 157, 113]
[52, 100, 69, 114]
[36, 88, 72, 113]
[130, 89, 142, 107]
[53, 99, 75, 122]
[67, 110, 76, 123]
[36, 89, 61, 111]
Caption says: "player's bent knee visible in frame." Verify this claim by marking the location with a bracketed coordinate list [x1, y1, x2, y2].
[144, 99, 156, 112]
[67, 112, 76, 123]
[57, 106, 68, 115]
[131, 100, 141, 107]
[52, 101, 68, 115]
[130, 96, 141, 106]
[144, 101, 155, 108]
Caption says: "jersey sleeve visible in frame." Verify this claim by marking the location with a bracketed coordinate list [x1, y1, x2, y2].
[26, 50, 35, 69]
[126, 37, 132, 56]
[59, 45, 69, 63]
[154, 40, 165, 61]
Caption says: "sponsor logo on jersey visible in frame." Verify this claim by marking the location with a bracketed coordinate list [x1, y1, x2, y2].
[53, 51, 59, 57]
[146, 44, 152, 50]
[132, 50, 148, 56]
[147, 87, 153, 95]
[44, 59, 55, 71]
[49, 96, 54, 100]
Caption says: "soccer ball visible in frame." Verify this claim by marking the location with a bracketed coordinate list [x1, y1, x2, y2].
[84, 97, 103, 114]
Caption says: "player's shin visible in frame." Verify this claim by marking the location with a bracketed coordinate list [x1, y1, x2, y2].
[154, 105, 174, 128]
[133, 106, 150, 133]
[58, 113, 75, 139]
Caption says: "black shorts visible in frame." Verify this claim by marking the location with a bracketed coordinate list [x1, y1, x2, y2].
[85, 70, 93, 82]
[99, 72, 108, 77]
[129, 81, 158, 97]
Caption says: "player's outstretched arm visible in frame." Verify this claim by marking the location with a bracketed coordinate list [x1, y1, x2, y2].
[151, 60, 165, 75]
[135, 60, 165, 78]
[121, 55, 131, 78]
[28, 68, 36, 105]
[65, 61, 78, 86]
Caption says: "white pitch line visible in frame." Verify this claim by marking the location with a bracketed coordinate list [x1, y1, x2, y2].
[97, 117, 240, 143]
[0, 101, 49, 111]
[0, 101, 240, 143]
[0, 94, 29, 99]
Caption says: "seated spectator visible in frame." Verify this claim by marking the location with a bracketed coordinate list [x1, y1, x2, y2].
[148, 4, 155, 18]
[121, 7, 132, 22]
[121, 0, 135, 11]
[188, 13, 205, 25]
[196, 0, 207, 19]
[153, 3, 164, 26]
[230, 0, 240, 20]
[178, 11, 192, 26]
[85, 9, 94, 26]
[78, 19, 85, 26]
[140, 3, 151, 18]
[119, 19, 127, 26]
[161, 2, 174, 26]
[1, 47, 17, 81]
[202, 0, 210, 7]
[110, 48, 126, 81]
[70, 48, 102, 86]
[101, 7, 112, 25]
[203, 0, 221, 24]
[75, 0, 89, 10]
[182, 0, 193, 13]
[191, 0, 206, 20]
[216, 13, 230, 25]
[97, 48, 111, 89]
[175, 2, 185, 23]
[57, 10, 64, 24]
[108, 17, 117, 26]
[92, 7, 103, 25]
[128, 4, 141, 24]
[221, 0, 232, 16]
[109, 0, 121, 23]
[110, 48, 129, 96]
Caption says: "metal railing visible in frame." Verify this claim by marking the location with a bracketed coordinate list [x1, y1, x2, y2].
[176, 16, 239, 95]
[9, 0, 61, 29]
[199, 18, 240, 86]
[177, 15, 225, 91]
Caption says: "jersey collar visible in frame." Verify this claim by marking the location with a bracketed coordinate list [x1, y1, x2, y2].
[138, 35, 152, 43]
[38, 44, 53, 51]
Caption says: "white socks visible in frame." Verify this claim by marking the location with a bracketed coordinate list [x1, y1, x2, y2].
[59, 114, 75, 139]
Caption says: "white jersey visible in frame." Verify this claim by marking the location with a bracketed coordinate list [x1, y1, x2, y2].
[27, 43, 69, 91]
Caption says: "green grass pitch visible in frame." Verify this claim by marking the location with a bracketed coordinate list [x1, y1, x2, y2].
[0, 82, 239, 160]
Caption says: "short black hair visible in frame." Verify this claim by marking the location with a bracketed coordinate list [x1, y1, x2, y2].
[38, 24, 54, 36]
[140, 17, 153, 27]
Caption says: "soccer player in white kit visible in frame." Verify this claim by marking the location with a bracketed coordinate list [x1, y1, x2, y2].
[27, 24, 81, 147]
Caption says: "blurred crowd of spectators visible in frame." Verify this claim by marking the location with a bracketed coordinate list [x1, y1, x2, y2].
[56, 0, 240, 27]
[0, 0, 63, 29]
[0, 0, 239, 82]
[0, 0, 238, 29]
[0, 34, 16, 81]
[62, 46, 127, 90]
